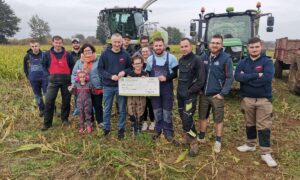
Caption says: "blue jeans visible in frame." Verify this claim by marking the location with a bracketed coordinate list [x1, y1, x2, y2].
[103, 86, 127, 131]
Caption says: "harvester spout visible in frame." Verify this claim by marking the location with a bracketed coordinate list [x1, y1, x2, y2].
[141, 0, 157, 9]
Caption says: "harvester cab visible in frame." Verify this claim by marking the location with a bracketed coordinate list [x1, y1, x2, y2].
[190, 2, 274, 66]
[98, 0, 168, 47]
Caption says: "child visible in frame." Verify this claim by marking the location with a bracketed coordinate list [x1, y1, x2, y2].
[127, 55, 148, 135]
[23, 39, 48, 117]
[69, 70, 94, 133]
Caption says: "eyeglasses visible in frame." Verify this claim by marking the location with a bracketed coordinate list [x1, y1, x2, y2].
[84, 49, 92, 53]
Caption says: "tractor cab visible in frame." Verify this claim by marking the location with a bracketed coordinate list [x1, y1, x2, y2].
[99, 8, 148, 41]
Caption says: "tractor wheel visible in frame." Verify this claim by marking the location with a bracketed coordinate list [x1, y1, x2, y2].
[274, 59, 283, 79]
[288, 59, 300, 94]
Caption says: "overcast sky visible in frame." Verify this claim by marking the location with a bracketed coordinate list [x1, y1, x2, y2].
[6, 0, 300, 41]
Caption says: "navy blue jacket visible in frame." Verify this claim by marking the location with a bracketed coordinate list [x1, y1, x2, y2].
[200, 51, 233, 96]
[98, 48, 131, 87]
[235, 54, 274, 99]
[23, 49, 47, 81]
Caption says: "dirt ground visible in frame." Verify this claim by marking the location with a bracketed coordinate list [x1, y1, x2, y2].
[0, 74, 299, 179]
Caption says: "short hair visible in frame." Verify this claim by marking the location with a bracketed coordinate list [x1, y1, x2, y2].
[141, 46, 151, 51]
[211, 34, 223, 42]
[52, 35, 63, 42]
[80, 43, 96, 54]
[111, 33, 122, 39]
[29, 39, 39, 44]
[140, 35, 149, 42]
[153, 37, 164, 44]
[247, 37, 262, 45]
[180, 37, 193, 44]
[131, 54, 143, 64]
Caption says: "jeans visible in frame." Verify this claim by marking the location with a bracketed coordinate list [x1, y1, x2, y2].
[103, 86, 126, 131]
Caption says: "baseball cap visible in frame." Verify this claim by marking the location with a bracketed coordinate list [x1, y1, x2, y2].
[72, 38, 80, 43]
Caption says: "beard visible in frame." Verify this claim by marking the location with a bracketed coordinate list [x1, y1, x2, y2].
[154, 49, 163, 55]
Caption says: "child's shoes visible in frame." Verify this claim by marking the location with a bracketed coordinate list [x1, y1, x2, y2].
[79, 127, 85, 133]
[87, 125, 93, 133]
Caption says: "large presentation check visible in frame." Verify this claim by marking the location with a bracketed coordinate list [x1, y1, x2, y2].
[119, 77, 160, 96]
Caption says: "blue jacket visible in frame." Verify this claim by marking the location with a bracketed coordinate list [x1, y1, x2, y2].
[200, 51, 233, 96]
[23, 49, 47, 81]
[98, 48, 131, 87]
[71, 58, 103, 89]
[234, 54, 274, 99]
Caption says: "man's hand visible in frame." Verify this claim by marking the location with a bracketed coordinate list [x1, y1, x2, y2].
[240, 71, 244, 74]
[258, 73, 263, 78]
[213, 94, 224, 100]
[158, 75, 166, 82]
[118, 71, 125, 78]
[112, 75, 119, 81]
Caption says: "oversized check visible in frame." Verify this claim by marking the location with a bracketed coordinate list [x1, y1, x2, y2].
[119, 77, 160, 96]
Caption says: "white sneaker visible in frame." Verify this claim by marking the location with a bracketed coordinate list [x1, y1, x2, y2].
[197, 137, 206, 144]
[261, 154, 278, 167]
[148, 122, 155, 131]
[141, 122, 148, 131]
[237, 144, 256, 152]
[214, 141, 221, 153]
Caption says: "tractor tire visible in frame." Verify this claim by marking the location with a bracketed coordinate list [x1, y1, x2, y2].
[288, 59, 300, 94]
[274, 59, 283, 79]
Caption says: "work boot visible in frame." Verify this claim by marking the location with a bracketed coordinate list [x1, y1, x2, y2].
[118, 129, 125, 140]
[189, 139, 199, 157]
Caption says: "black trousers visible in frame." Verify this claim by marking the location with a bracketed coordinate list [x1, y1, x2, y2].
[177, 94, 197, 137]
[91, 94, 103, 124]
[44, 81, 71, 127]
[142, 97, 155, 122]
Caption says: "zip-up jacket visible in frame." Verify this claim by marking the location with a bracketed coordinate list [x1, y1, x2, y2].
[98, 47, 131, 87]
[23, 49, 46, 81]
[200, 51, 233, 96]
[41, 47, 74, 82]
[177, 52, 206, 98]
[71, 58, 103, 89]
[234, 54, 274, 99]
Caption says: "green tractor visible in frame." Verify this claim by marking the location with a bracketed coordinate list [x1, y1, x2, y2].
[190, 2, 274, 66]
[97, 0, 168, 46]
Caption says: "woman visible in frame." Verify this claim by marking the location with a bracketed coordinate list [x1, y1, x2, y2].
[141, 46, 155, 131]
[71, 43, 103, 127]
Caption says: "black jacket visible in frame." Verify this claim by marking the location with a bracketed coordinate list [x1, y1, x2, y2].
[177, 52, 206, 98]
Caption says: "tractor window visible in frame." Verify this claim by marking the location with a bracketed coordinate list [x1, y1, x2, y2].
[134, 12, 144, 27]
[108, 12, 138, 38]
[207, 15, 251, 43]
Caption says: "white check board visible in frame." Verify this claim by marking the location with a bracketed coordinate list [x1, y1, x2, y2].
[119, 77, 160, 96]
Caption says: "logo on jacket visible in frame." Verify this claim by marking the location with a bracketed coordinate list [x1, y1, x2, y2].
[255, 65, 263, 72]
[213, 61, 220, 66]
[204, 60, 208, 64]
[119, 58, 125, 63]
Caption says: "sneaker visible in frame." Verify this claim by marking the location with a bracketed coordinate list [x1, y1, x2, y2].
[79, 127, 85, 133]
[214, 141, 221, 153]
[87, 125, 93, 133]
[261, 154, 278, 167]
[118, 129, 125, 140]
[141, 122, 148, 131]
[237, 144, 256, 152]
[148, 122, 155, 131]
[103, 129, 110, 137]
[189, 139, 199, 157]
[165, 135, 181, 146]
[98, 122, 104, 128]
[197, 137, 206, 144]
[72, 108, 79, 116]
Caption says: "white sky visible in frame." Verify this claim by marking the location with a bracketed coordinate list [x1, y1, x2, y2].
[6, 0, 300, 41]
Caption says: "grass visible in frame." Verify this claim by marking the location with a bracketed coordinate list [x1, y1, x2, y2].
[0, 45, 299, 179]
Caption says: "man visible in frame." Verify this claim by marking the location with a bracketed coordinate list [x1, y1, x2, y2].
[177, 38, 206, 156]
[98, 33, 131, 139]
[41, 35, 74, 131]
[146, 37, 178, 142]
[134, 35, 151, 56]
[198, 34, 233, 153]
[70, 38, 81, 63]
[122, 34, 134, 56]
[235, 37, 277, 167]
[23, 39, 48, 117]
[69, 38, 81, 116]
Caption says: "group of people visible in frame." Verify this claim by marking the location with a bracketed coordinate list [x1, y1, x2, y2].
[23, 33, 277, 167]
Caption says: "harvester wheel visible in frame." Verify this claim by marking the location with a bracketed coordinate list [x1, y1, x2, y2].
[274, 59, 283, 79]
[288, 59, 300, 94]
